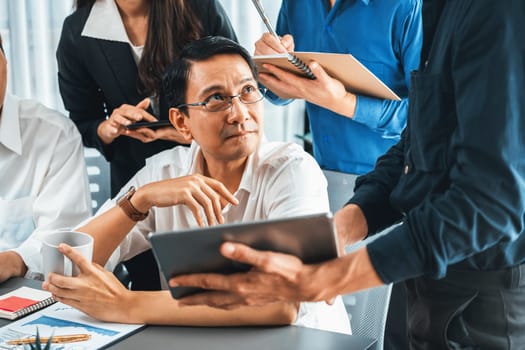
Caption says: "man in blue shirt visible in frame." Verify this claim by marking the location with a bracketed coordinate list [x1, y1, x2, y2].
[170, 1, 525, 348]
[255, 0, 422, 175]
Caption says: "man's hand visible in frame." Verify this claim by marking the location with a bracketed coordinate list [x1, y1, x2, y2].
[43, 244, 134, 323]
[0, 251, 27, 283]
[168, 243, 383, 310]
[132, 174, 239, 227]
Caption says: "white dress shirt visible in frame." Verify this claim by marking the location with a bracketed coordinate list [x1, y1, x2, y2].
[95, 141, 351, 334]
[0, 93, 92, 276]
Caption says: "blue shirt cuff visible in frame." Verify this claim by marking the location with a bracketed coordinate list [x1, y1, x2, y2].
[353, 95, 383, 129]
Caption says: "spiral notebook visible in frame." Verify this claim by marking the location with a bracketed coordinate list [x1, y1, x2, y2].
[0, 287, 56, 320]
[253, 51, 400, 101]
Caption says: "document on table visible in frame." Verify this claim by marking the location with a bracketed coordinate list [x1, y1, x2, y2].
[0, 302, 144, 349]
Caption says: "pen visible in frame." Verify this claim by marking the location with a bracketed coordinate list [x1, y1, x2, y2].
[7, 333, 91, 345]
[250, 0, 316, 80]
[251, 0, 280, 39]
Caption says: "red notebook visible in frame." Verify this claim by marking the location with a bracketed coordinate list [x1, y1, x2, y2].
[0, 287, 55, 320]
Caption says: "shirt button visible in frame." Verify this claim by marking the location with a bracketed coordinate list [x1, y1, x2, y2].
[404, 165, 409, 174]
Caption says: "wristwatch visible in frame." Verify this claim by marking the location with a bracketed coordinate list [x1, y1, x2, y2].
[117, 186, 149, 221]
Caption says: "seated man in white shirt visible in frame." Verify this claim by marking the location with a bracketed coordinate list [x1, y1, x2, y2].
[0, 34, 92, 282]
[43, 36, 351, 334]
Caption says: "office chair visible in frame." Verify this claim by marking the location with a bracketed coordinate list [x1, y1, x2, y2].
[323, 169, 396, 349]
[84, 148, 111, 214]
[322, 169, 357, 213]
[344, 284, 393, 350]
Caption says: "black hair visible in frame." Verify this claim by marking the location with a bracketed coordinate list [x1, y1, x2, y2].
[0, 34, 4, 55]
[160, 36, 258, 117]
[76, 0, 203, 96]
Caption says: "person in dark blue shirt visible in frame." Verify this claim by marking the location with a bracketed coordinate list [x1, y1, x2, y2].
[169, 1, 525, 348]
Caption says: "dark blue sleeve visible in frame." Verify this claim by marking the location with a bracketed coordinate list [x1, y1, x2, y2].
[365, 1, 525, 283]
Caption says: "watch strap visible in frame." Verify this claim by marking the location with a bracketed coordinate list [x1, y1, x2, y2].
[117, 186, 149, 221]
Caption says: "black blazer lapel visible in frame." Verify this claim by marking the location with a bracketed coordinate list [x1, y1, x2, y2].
[96, 39, 142, 105]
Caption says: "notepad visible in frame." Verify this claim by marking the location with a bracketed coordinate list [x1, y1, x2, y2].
[0, 287, 56, 320]
[253, 51, 401, 101]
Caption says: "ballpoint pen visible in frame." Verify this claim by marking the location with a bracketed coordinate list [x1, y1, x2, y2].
[7, 333, 91, 345]
[250, 0, 316, 80]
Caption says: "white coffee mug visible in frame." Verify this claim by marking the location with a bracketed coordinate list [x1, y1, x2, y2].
[41, 231, 93, 280]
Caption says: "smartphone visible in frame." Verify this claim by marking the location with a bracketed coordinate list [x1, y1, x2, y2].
[126, 120, 173, 130]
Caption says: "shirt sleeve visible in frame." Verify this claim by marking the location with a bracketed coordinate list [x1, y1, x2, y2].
[12, 120, 92, 276]
[263, 150, 330, 218]
[365, 3, 525, 283]
[352, 0, 422, 134]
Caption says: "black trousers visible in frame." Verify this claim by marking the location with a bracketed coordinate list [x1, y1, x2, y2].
[406, 264, 525, 350]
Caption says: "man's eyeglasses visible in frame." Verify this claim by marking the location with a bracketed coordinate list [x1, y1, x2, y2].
[176, 87, 266, 113]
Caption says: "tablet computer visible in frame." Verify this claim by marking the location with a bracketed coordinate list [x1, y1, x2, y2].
[148, 213, 338, 299]
[125, 120, 173, 130]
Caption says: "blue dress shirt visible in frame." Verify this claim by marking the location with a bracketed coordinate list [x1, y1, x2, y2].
[269, 0, 422, 174]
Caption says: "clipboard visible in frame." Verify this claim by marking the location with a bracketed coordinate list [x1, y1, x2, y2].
[148, 213, 339, 299]
[253, 51, 401, 101]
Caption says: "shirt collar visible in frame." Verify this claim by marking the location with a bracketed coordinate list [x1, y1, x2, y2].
[188, 141, 258, 195]
[81, 0, 130, 43]
[0, 93, 22, 155]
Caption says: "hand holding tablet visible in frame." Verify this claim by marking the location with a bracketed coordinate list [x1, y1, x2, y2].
[149, 213, 338, 299]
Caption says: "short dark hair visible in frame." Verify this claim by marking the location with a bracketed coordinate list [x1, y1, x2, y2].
[0, 33, 4, 55]
[160, 36, 258, 117]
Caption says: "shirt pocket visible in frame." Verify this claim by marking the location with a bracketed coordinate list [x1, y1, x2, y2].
[408, 71, 454, 172]
[0, 196, 36, 249]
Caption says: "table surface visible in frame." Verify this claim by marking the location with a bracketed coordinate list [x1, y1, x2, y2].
[0, 278, 376, 350]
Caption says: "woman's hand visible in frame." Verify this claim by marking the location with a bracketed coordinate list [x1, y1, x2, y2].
[126, 125, 191, 144]
[97, 98, 158, 144]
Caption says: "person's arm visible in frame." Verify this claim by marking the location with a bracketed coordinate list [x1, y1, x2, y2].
[168, 242, 383, 309]
[365, 2, 525, 284]
[0, 252, 28, 283]
[349, 0, 422, 132]
[263, 1, 422, 133]
[77, 173, 239, 265]
[345, 129, 407, 239]
[44, 244, 297, 326]
[10, 117, 91, 279]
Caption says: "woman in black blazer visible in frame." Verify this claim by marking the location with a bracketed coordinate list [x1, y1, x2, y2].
[57, 0, 238, 197]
